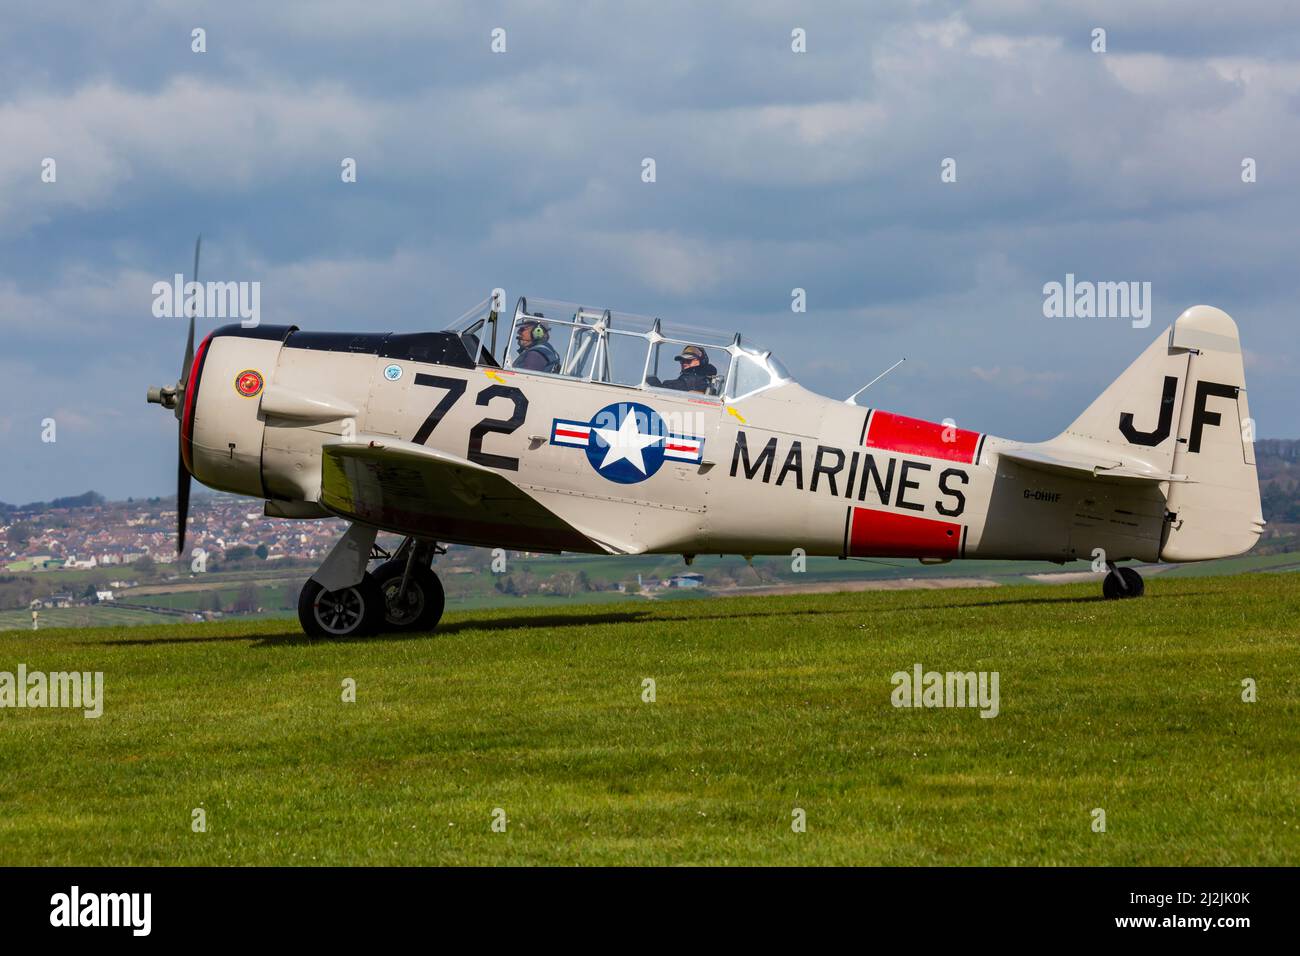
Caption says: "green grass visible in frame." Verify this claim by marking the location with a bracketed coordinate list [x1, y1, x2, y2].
[0, 573, 1296, 866]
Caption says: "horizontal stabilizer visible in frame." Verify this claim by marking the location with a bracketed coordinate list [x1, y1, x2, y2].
[997, 444, 1188, 484]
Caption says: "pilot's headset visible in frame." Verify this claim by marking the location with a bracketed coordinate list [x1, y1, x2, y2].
[518, 319, 550, 345]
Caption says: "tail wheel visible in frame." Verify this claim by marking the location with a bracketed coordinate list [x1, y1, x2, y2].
[372, 559, 446, 633]
[298, 574, 385, 638]
[1102, 567, 1145, 600]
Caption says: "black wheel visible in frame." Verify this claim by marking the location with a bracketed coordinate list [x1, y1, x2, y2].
[372, 559, 446, 633]
[1102, 567, 1145, 600]
[1118, 566, 1145, 597]
[298, 574, 385, 638]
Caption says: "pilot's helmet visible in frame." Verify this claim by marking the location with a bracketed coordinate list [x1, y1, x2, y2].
[517, 319, 550, 344]
[674, 344, 707, 365]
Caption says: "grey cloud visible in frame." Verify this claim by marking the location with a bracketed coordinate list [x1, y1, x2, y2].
[3, 3, 1300, 502]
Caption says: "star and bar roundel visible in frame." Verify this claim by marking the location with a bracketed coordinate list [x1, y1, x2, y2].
[551, 402, 704, 484]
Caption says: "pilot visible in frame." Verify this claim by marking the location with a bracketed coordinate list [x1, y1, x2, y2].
[514, 319, 561, 373]
[648, 345, 716, 393]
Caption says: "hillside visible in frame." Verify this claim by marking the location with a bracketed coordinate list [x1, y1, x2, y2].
[1258, 439, 1300, 525]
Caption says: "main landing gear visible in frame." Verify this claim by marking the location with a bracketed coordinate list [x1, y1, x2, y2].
[1101, 562, 1145, 600]
[371, 540, 446, 633]
[297, 525, 446, 638]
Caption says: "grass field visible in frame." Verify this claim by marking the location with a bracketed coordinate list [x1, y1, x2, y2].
[0, 572, 1296, 866]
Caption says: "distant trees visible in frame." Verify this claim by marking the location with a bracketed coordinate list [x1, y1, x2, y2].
[495, 571, 538, 596]
[0, 491, 103, 515]
[0, 575, 38, 610]
[1262, 480, 1300, 524]
[493, 569, 596, 598]
[7, 522, 35, 549]
[551, 571, 580, 597]
[47, 491, 105, 510]
[232, 584, 259, 614]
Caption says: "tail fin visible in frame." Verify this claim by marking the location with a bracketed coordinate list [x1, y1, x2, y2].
[1060, 306, 1263, 560]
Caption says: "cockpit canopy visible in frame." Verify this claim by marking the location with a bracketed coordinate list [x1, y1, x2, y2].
[446, 295, 792, 401]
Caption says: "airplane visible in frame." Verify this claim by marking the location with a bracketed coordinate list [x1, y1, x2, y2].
[147, 250, 1263, 638]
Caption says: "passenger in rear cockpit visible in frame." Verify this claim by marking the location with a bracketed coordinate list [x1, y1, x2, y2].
[648, 345, 716, 393]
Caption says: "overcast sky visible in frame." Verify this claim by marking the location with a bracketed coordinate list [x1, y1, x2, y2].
[2, 1, 1298, 504]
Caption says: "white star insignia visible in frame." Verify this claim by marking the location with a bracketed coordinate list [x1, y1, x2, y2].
[593, 413, 662, 474]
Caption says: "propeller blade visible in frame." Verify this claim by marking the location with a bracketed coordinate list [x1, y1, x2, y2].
[177, 440, 192, 556]
[175, 234, 200, 552]
[179, 234, 201, 388]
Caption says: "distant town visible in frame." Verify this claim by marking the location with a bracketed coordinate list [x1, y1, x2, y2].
[3, 490, 344, 574]
[0, 490, 723, 627]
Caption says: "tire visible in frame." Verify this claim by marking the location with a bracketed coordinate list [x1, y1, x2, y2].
[298, 573, 385, 638]
[371, 559, 446, 633]
[1102, 567, 1145, 600]
[1117, 566, 1145, 598]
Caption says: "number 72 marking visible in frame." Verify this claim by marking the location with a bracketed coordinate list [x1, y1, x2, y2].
[411, 373, 529, 471]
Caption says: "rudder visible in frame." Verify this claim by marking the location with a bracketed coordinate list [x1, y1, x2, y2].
[1160, 306, 1263, 560]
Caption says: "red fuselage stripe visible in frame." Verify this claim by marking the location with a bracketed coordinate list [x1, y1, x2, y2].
[180, 332, 215, 476]
[864, 410, 980, 464]
[848, 506, 961, 559]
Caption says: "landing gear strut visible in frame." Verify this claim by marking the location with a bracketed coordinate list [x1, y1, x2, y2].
[372, 539, 446, 633]
[1102, 562, 1145, 600]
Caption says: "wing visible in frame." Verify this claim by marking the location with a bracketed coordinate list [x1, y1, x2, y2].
[318, 436, 617, 553]
[996, 442, 1189, 484]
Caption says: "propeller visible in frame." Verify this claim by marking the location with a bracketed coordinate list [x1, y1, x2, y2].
[146, 236, 201, 555]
